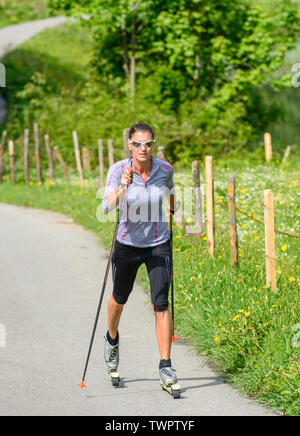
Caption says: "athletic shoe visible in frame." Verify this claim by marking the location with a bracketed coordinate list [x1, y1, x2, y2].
[104, 333, 119, 371]
[159, 366, 178, 386]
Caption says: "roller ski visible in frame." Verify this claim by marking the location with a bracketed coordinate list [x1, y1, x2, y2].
[108, 368, 120, 387]
[160, 364, 181, 399]
[104, 331, 120, 387]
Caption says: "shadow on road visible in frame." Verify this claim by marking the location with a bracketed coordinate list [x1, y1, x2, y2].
[119, 376, 224, 393]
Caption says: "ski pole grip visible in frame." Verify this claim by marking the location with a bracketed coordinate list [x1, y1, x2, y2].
[128, 166, 133, 187]
[169, 193, 175, 215]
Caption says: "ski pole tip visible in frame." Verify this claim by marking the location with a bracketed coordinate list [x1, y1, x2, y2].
[78, 380, 87, 390]
[172, 334, 178, 342]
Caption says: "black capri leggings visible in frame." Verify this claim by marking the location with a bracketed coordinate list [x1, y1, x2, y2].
[111, 239, 172, 312]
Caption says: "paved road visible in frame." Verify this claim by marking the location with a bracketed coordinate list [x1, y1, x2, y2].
[0, 16, 67, 58]
[0, 16, 67, 122]
[0, 203, 278, 416]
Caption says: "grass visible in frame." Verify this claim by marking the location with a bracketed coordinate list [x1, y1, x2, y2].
[1, 19, 93, 143]
[0, 156, 299, 415]
[0, 0, 61, 29]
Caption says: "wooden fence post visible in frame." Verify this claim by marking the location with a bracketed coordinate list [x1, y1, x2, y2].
[192, 160, 204, 235]
[264, 132, 272, 162]
[98, 139, 104, 187]
[264, 189, 276, 291]
[53, 146, 69, 182]
[228, 174, 238, 267]
[24, 129, 30, 185]
[123, 128, 131, 158]
[205, 156, 215, 257]
[157, 146, 166, 161]
[34, 123, 42, 183]
[72, 131, 84, 187]
[82, 147, 91, 173]
[282, 145, 291, 163]
[108, 139, 114, 168]
[0, 130, 6, 184]
[8, 140, 15, 184]
[44, 133, 54, 182]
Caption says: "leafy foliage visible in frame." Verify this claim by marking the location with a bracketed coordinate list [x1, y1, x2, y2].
[47, 0, 300, 159]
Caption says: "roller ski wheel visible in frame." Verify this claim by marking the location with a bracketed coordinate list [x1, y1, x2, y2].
[108, 369, 120, 387]
[160, 380, 181, 399]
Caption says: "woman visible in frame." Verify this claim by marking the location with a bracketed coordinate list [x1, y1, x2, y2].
[102, 121, 179, 392]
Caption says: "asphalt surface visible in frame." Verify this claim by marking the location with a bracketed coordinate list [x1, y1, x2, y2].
[0, 203, 278, 416]
[0, 16, 67, 58]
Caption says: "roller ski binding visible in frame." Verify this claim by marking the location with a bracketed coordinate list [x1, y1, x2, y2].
[104, 331, 120, 387]
[160, 366, 181, 399]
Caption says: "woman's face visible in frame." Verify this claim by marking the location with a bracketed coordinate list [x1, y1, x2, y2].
[128, 130, 155, 164]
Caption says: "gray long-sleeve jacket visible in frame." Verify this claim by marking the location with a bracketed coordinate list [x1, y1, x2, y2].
[102, 155, 175, 247]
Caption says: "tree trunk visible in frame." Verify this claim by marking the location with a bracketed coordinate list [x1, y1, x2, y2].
[121, 25, 130, 78]
[130, 20, 136, 101]
[193, 54, 200, 82]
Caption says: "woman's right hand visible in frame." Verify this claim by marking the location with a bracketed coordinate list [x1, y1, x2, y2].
[120, 167, 133, 188]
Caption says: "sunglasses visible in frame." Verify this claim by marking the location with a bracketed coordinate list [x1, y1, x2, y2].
[129, 139, 155, 148]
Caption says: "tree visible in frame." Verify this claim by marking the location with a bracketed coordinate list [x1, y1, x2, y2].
[49, 0, 300, 159]
[49, 0, 158, 100]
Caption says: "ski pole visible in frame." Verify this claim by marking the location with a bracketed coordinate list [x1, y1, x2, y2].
[169, 193, 178, 342]
[78, 167, 133, 389]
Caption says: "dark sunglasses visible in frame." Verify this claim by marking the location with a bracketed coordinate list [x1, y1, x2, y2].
[129, 139, 155, 148]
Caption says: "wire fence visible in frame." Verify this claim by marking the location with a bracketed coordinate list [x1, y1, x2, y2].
[1, 128, 299, 281]
[214, 200, 300, 240]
